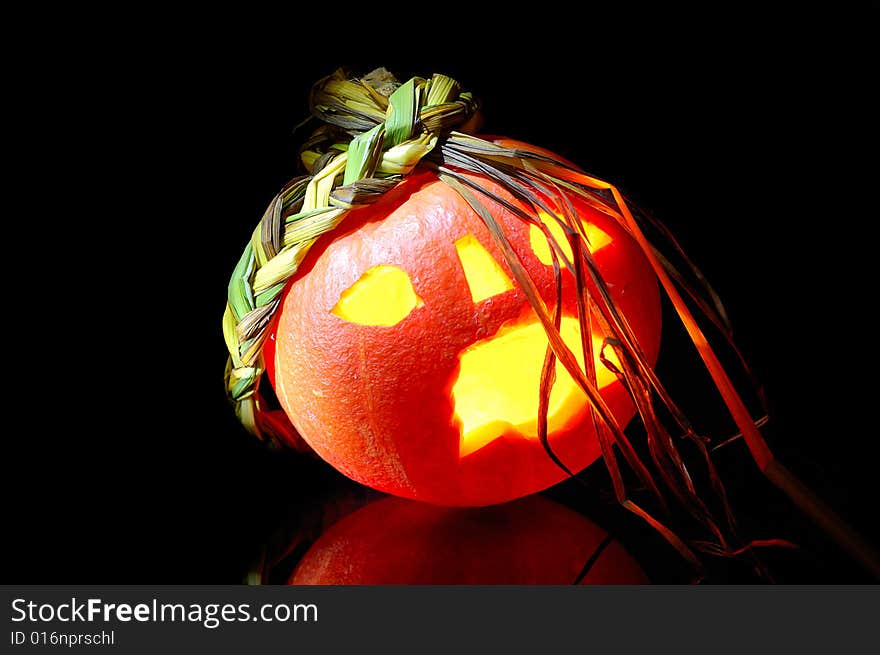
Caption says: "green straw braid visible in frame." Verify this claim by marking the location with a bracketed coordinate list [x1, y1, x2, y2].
[222, 68, 478, 446]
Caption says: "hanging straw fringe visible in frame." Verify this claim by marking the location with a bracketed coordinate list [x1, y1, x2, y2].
[223, 68, 879, 578]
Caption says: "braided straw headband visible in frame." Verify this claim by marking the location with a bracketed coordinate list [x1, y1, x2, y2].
[223, 68, 483, 446]
[221, 68, 879, 576]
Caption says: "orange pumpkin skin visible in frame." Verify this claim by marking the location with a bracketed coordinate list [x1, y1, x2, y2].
[267, 139, 661, 506]
[289, 495, 649, 585]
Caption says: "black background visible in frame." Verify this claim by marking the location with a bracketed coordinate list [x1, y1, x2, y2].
[7, 7, 877, 583]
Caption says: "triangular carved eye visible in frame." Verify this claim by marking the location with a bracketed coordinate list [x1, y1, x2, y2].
[529, 211, 612, 266]
[454, 234, 514, 302]
[331, 265, 423, 326]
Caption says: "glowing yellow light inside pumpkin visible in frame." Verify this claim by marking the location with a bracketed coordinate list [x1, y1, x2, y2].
[453, 316, 620, 457]
[529, 211, 612, 266]
[331, 265, 423, 326]
[454, 234, 514, 302]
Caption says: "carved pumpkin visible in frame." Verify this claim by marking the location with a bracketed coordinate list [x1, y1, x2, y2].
[264, 138, 661, 506]
[290, 495, 649, 585]
[227, 69, 878, 575]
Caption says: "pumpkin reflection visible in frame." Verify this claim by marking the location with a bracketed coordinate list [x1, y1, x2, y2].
[289, 495, 648, 585]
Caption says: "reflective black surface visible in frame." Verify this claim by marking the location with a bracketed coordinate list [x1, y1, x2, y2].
[261, 493, 648, 585]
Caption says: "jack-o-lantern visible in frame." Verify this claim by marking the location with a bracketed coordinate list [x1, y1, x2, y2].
[225, 68, 878, 574]
[289, 495, 648, 585]
[264, 158, 660, 506]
